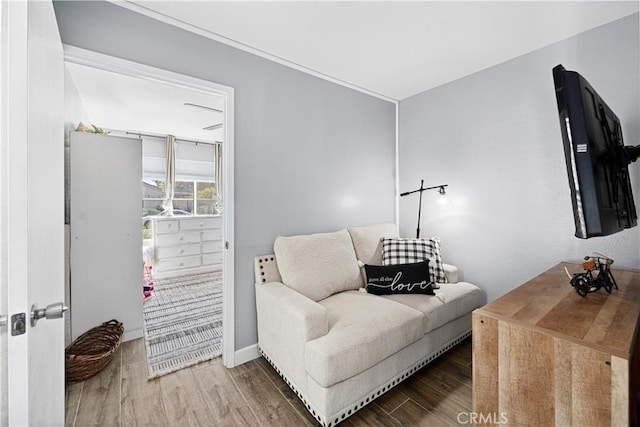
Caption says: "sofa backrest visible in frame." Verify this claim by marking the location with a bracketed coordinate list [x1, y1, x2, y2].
[347, 223, 398, 265]
[273, 229, 361, 301]
[255, 223, 401, 300]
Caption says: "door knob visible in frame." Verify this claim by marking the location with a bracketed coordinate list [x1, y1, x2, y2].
[30, 302, 68, 327]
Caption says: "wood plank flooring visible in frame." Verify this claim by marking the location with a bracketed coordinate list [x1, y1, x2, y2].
[66, 337, 472, 426]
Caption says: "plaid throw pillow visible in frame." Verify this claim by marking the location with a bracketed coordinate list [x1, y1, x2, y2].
[381, 237, 447, 284]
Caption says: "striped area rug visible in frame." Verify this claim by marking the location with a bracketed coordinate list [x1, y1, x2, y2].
[142, 270, 223, 379]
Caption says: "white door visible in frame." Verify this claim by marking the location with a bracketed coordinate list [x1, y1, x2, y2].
[69, 132, 143, 342]
[1, 1, 66, 426]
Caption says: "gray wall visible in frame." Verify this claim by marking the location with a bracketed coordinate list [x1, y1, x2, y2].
[53, 1, 396, 351]
[399, 14, 639, 303]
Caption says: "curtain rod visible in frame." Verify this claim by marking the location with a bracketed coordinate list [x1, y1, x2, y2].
[124, 130, 222, 146]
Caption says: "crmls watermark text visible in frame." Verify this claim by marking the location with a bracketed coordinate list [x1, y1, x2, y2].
[457, 411, 509, 425]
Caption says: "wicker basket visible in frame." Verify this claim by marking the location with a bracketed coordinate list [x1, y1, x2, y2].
[65, 319, 124, 383]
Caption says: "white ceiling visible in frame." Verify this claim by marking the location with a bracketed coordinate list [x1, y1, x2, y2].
[66, 61, 224, 141]
[124, 1, 639, 100]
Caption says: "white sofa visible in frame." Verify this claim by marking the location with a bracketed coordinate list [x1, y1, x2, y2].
[254, 223, 484, 426]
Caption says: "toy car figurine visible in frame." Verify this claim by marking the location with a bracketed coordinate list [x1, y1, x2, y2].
[566, 253, 618, 297]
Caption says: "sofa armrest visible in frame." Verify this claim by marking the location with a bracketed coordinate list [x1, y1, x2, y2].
[255, 281, 328, 390]
[443, 263, 458, 283]
[256, 281, 328, 341]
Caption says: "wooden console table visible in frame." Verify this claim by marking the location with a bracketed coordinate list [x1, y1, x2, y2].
[473, 263, 640, 426]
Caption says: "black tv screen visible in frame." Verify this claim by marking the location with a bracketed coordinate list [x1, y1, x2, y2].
[553, 64, 638, 239]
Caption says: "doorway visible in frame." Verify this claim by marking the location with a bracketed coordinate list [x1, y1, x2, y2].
[63, 46, 235, 368]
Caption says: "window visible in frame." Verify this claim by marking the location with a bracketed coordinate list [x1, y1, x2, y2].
[141, 137, 219, 217]
[142, 180, 219, 215]
[196, 182, 218, 215]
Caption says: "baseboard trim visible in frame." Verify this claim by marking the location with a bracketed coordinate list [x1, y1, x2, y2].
[233, 343, 260, 366]
[123, 328, 143, 342]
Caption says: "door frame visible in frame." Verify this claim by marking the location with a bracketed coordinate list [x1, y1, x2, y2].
[63, 45, 237, 367]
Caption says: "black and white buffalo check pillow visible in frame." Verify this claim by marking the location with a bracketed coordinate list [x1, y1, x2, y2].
[381, 237, 447, 284]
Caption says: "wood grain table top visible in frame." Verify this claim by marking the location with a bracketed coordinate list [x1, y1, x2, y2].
[475, 262, 640, 359]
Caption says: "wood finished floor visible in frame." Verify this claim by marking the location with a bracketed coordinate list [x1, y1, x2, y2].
[66, 337, 472, 426]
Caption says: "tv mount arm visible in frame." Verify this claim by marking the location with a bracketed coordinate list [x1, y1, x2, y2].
[597, 104, 639, 166]
[623, 145, 640, 164]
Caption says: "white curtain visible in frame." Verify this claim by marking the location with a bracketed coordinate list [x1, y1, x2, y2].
[162, 135, 176, 215]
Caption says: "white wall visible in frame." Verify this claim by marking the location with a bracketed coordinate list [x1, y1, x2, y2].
[399, 14, 639, 303]
[63, 64, 90, 221]
[63, 65, 91, 346]
[53, 1, 397, 351]
[63, 65, 90, 138]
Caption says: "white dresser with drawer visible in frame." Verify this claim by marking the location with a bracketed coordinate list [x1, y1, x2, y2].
[151, 215, 223, 278]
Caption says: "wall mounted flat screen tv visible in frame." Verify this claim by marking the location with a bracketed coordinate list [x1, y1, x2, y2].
[553, 64, 638, 239]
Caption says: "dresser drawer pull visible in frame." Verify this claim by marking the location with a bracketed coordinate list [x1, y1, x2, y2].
[179, 249, 184, 254]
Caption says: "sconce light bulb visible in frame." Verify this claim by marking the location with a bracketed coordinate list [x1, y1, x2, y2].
[438, 187, 448, 205]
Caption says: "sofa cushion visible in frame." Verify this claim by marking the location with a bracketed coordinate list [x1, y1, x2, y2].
[382, 282, 483, 334]
[305, 291, 423, 387]
[348, 223, 399, 265]
[382, 237, 447, 284]
[364, 261, 435, 295]
[274, 229, 361, 302]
